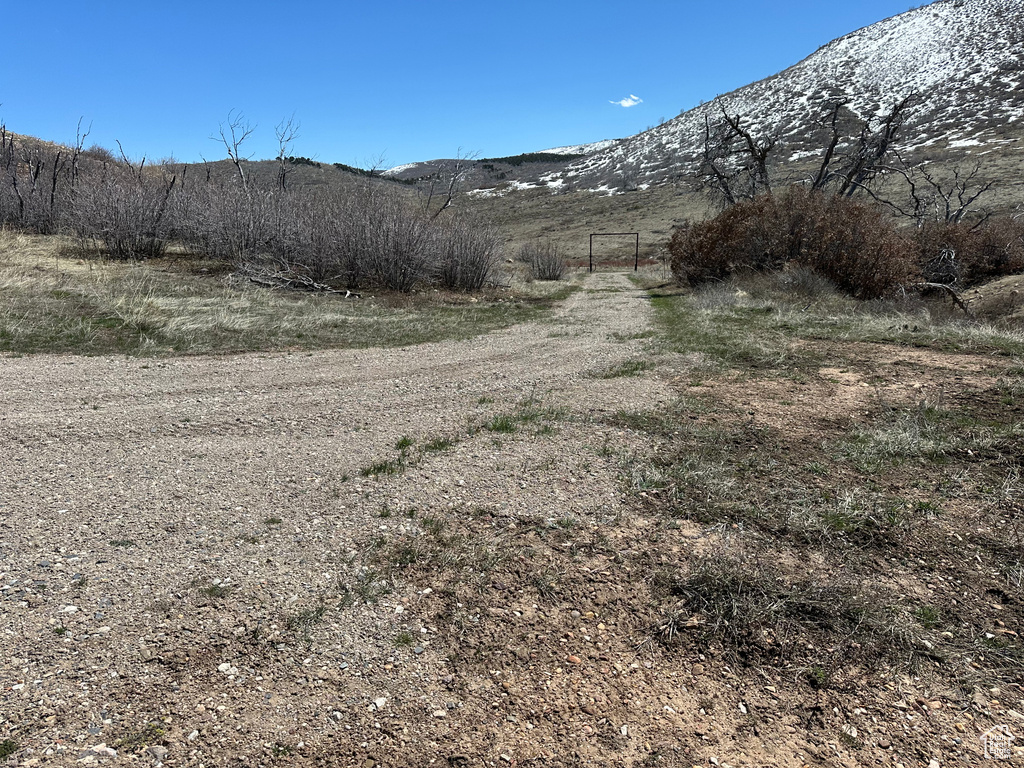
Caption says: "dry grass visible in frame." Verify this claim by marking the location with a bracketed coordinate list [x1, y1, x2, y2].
[649, 272, 1024, 374]
[0, 231, 561, 356]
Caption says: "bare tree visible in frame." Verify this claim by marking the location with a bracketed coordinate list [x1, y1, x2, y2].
[213, 110, 256, 189]
[274, 115, 300, 191]
[69, 118, 91, 189]
[697, 110, 776, 205]
[422, 149, 477, 219]
[831, 96, 915, 197]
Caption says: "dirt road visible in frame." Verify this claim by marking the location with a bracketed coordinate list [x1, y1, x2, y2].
[1, 272, 677, 766]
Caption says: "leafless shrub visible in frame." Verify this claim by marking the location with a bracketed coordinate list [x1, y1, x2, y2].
[517, 240, 567, 281]
[1, 122, 497, 293]
[70, 157, 178, 259]
[433, 216, 500, 291]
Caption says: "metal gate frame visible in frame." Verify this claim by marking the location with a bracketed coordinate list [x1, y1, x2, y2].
[589, 232, 639, 272]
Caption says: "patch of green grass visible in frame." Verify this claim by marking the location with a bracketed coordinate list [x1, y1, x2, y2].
[0, 740, 18, 760]
[486, 414, 519, 433]
[112, 722, 165, 753]
[109, 539, 136, 548]
[395, 435, 415, 452]
[284, 604, 327, 633]
[194, 582, 233, 599]
[590, 358, 654, 379]
[360, 458, 404, 477]
[394, 631, 414, 647]
[423, 436, 456, 453]
[913, 605, 943, 630]
[264, 516, 283, 525]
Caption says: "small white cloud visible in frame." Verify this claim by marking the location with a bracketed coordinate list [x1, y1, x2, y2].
[610, 94, 643, 108]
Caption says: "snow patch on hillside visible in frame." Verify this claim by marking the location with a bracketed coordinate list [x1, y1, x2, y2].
[382, 163, 419, 177]
[556, 0, 1024, 192]
[539, 140, 619, 155]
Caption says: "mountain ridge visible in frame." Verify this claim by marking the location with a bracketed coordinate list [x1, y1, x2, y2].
[553, 0, 1023, 193]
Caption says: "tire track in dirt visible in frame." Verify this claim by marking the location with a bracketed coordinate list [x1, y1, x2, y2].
[0, 272, 678, 766]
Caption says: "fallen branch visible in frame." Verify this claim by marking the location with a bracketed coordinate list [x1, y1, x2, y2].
[239, 266, 360, 297]
[907, 282, 974, 318]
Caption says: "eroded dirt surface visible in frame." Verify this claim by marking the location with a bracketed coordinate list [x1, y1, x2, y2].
[2, 273, 1022, 767]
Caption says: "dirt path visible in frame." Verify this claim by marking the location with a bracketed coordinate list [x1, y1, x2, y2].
[6, 272, 1016, 767]
[0, 272, 679, 766]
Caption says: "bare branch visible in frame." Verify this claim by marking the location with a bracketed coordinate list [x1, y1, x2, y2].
[213, 110, 256, 189]
[275, 114, 301, 191]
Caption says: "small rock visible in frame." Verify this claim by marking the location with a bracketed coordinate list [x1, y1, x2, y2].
[432, 710, 447, 718]
[928, 761, 940, 768]
[146, 745, 168, 760]
[692, 663, 705, 676]
[218, 663, 232, 673]
[414, 646, 424, 655]
[187, 730, 199, 741]
[738, 703, 748, 714]
[620, 724, 628, 736]
[567, 655, 582, 665]
[372, 697, 387, 711]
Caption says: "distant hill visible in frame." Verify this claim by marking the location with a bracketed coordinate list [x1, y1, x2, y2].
[382, 143, 622, 191]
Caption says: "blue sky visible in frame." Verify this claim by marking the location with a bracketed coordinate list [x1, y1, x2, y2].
[4, 1, 920, 168]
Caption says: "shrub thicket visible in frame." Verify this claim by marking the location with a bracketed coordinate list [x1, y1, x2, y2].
[0, 127, 499, 293]
[670, 186, 1024, 299]
[669, 187, 915, 299]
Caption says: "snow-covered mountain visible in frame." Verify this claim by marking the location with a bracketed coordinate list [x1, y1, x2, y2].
[556, 0, 1024, 192]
